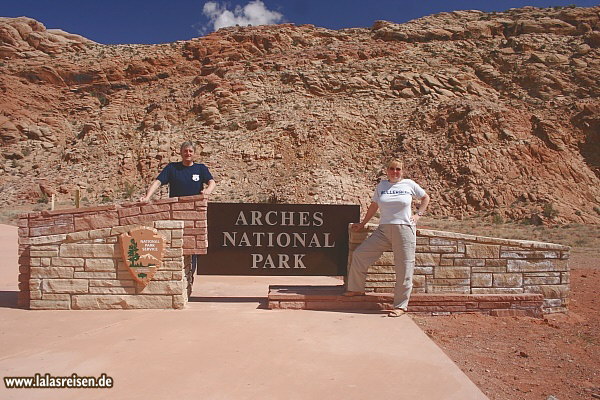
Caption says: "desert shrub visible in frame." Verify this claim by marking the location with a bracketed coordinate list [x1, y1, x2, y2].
[543, 202, 559, 218]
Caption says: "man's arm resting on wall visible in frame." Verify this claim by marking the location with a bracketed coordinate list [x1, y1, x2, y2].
[203, 179, 216, 195]
[140, 180, 162, 202]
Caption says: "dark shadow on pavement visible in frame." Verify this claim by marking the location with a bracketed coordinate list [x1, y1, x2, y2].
[0, 291, 20, 309]
[189, 296, 269, 309]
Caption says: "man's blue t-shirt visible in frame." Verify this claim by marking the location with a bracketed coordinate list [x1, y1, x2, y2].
[156, 162, 213, 198]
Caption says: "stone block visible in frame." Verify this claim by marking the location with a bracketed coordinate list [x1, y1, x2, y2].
[89, 279, 135, 287]
[471, 288, 524, 294]
[85, 259, 117, 271]
[59, 244, 118, 258]
[429, 278, 470, 286]
[454, 259, 485, 267]
[137, 281, 184, 295]
[434, 267, 470, 279]
[118, 206, 141, 218]
[71, 295, 174, 309]
[172, 211, 206, 220]
[52, 257, 85, 267]
[500, 250, 560, 259]
[152, 271, 173, 280]
[523, 276, 560, 285]
[417, 246, 457, 253]
[428, 286, 470, 294]
[30, 249, 59, 257]
[171, 239, 183, 248]
[74, 272, 116, 279]
[31, 267, 74, 279]
[493, 273, 523, 287]
[173, 295, 187, 309]
[416, 253, 440, 266]
[141, 204, 171, 214]
[471, 273, 492, 287]
[472, 266, 507, 273]
[29, 279, 41, 290]
[165, 248, 183, 258]
[507, 259, 568, 272]
[89, 228, 112, 239]
[438, 258, 454, 266]
[172, 230, 183, 239]
[430, 238, 457, 246]
[74, 211, 119, 231]
[485, 259, 508, 267]
[42, 293, 71, 300]
[155, 221, 185, 231]
[465, 244, 500, 258]
[525, 284, 569, 299]
[27, 234, 68, 245]
[30, 290, 42, 300]
[42, 279, 88, 294]
[30, 299, 71, 310]
[414, 266, 434, 275]
[89, 287, 137, 295]
[413, 275, 426, 287]
[29, 225, 74, 237]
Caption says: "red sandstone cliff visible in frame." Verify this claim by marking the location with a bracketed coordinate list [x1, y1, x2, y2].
[1, 7, 599, 224]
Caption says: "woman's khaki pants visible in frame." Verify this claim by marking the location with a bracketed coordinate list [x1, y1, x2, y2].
[347, 224, 416, 310]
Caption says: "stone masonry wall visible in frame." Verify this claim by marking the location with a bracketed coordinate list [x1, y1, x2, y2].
[20, 220, 185, 310]
[349, 225, 570, 313]
[18, 195, 207, 307]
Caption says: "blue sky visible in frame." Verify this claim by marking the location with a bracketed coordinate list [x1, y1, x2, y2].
[2, 0, 598, 44]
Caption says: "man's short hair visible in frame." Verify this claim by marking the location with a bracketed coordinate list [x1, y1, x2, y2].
[180, 141, 195, 151]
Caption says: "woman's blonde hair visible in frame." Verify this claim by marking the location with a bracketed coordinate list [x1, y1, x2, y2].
[386, 158, 403, 170]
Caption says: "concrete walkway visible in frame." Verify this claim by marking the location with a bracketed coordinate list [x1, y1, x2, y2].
[0, 224, 487, 399]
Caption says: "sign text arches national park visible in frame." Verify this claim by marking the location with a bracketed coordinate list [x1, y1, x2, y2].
[199, 203, 360, 276]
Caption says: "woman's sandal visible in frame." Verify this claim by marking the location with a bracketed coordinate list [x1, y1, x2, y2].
[388, 309, 406, 317]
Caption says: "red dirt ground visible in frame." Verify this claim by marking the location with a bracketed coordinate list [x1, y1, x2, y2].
[413, 252, 600, 400]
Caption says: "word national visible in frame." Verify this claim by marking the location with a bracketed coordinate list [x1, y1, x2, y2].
[224, 210, 335, 269]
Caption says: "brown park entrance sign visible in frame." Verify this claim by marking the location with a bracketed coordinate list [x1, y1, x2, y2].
[198, 203, 360, 276]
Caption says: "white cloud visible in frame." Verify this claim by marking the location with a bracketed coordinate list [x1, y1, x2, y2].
[200, 0, 284, 33]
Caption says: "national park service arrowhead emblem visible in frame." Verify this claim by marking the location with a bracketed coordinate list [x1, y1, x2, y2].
[119, 227, 166, 286]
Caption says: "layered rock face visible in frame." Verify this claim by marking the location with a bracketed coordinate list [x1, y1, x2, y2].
[1, 7, 599, 223]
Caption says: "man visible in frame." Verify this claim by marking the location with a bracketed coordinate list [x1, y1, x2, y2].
[140, 141, 216, 297]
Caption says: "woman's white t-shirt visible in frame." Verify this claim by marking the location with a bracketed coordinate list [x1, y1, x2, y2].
[372, 179, 426, 225]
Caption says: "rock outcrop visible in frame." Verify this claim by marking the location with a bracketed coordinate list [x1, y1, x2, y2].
[1, 6, 599, 224]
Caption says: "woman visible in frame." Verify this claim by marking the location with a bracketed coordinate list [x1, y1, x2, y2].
[344, 158, 430, 317]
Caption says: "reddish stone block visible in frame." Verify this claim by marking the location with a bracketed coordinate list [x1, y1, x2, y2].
[141, 204, 171, 214]
[172, 211, 206, 220]
[171, 202, 196, 210]
[275, 301, 306, 309]
[195, 200, 208, 207]
[184, 228, 206, 235]
[29, 224, 74, 237]
[195, 220, 207, 228]
[42, 205, 115, 217]
[120, 211, 171, 225]
[184, 221, 195, 228]
[152, 197, 179, 205]
[18, 218, 29, 227]
[118, 207, 141, 218]
[183, 236, 195, 248]
[74, 211, 119, 231]
[18, 227, 29, 237]
[184, 248, 207, 255]
[478, 301, 511, 309]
